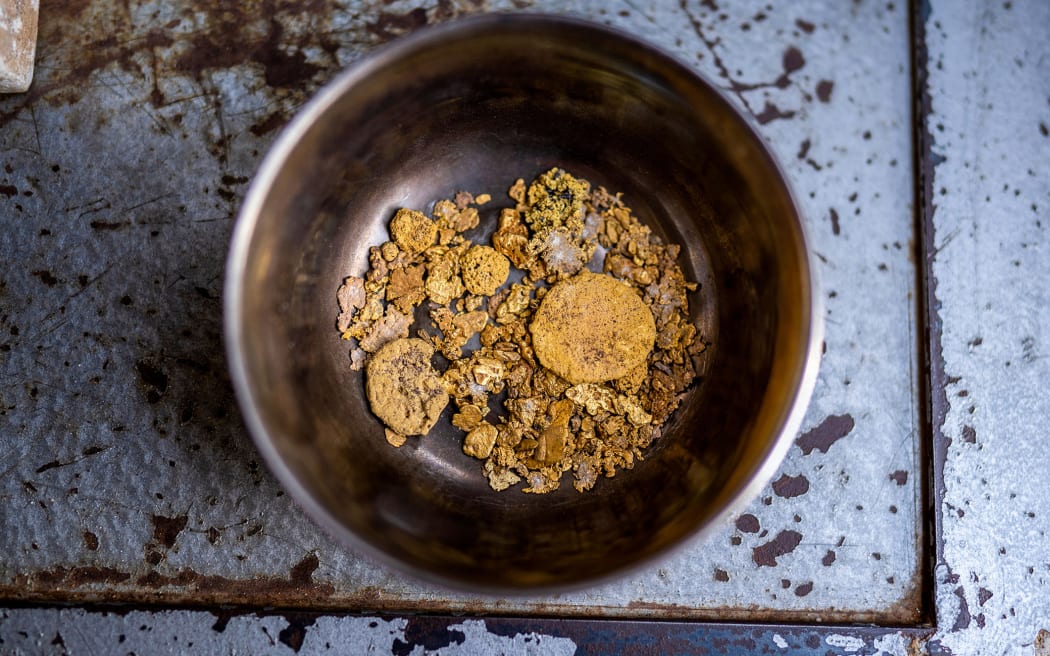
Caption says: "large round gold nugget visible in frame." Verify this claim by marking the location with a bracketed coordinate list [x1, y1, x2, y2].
[530, 271, 656, 384]
[366, 338, 449, 436]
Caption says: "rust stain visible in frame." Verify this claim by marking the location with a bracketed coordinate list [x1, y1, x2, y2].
[151, 514, 189, 549]
[31, 566, 131, 586]
[134, 553, 333, 598]
[752, 529, 802, 567]
[889, 470, 909, 485]
[754, 101, 796, 125]
[816, 79, 834, 102]
[782, 46, 805, 75]
[796, 413, 855, 454]
[734, 513, 760, 533]
[771, 473, 810, 498]
[961, 424, 977, 443]
[82, 531, 99, 551]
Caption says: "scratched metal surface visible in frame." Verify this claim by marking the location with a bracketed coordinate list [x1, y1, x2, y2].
[0, 0, 922, 623]
[920, 0, 1050, 654]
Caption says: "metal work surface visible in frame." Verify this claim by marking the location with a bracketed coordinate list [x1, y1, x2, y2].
[0, 0, 924, 623]
[921, 0, 1050, 653]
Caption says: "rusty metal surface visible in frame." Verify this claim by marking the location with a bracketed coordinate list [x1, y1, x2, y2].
[919, 0, 1050, 654]
[0, 609, 936, 655]
[0, 0, 922, 623]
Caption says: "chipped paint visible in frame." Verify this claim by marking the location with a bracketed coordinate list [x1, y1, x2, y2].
[825, 633, 865, 653]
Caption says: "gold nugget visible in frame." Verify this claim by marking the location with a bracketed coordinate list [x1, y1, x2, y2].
[530, 271, 656, 384]
[365, 338, 448, 436]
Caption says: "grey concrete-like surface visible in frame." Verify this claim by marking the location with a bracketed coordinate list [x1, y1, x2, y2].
[0, 0, 922, 623]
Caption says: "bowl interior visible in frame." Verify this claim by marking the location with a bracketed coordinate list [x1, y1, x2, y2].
[229, 16, 815, 590]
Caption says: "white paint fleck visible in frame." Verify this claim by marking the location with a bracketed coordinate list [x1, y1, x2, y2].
[872, 633, 909, 656]
[772, 633, 789, 649]
[825, 633, 866, 652]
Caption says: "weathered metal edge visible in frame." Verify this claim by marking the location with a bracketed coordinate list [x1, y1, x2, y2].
[911, 0, 946, 632]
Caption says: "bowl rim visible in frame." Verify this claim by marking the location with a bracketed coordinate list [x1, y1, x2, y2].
[224, 11, 825, 595]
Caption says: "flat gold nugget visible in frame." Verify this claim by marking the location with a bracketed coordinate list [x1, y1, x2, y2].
[530, 271, 656, 384]
[365, 338, 449, 437]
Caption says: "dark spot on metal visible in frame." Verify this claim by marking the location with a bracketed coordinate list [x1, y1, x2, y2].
[952, 586, 971, 631]
[249, 112, 289, 136]
[713, 568, 729, 582]
[752, 529, 803, 567]
[889, 470, 909, 485]
[31, 270, 59, 287]
[816, 79, 834, 102]
[977, 587, 992, 606]
[51, 632, 65, 647]
[821, 550, 836, 566]
[35, 460, 63, 474]
[754, 101, 796, 124]
[797, 138, 811, 159]
[212, 613, 231, 633]
[772, 473, 810, 498]
[151, 514, 189, 549]
[367, 8, 429, 43]
[146, 550, 163, 566]
[393, 618, 467, 655]
[797, 414, 854, 454]
[872, 552, 882, 560]
[735, 513, 760, 533]
[0, 185, 17, 198]
[206, 527, 221, 545]
[782, 46, 805, 74]
[729, 535, 742, 546]
[290, 553, 320, 585]
[221, 174, 249, 186]
[90, 220, 130, 231]
[968, 336, 983, 347]
[794, 581, 813, 596]
[135, 360, 168, 404]
[1040, 122, 1048, 137]
[22, 480, 37, 493]
[795, 18, 815, 33]
[962, 425, 976, 443]
[83, 531, 99, 551]
[828, 208, 841, 235]
[278, 615, 317, 653]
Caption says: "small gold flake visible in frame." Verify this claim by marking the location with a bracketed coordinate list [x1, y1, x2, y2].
[463, 422, 498, 459]
[385, 429, 407, 448]
[390, 208, 437, 254]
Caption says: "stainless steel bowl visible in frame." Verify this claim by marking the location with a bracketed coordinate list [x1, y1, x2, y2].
[225, 14, 822, 592]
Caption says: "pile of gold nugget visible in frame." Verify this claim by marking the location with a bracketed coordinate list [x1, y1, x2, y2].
[336, 168, 706, 493]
